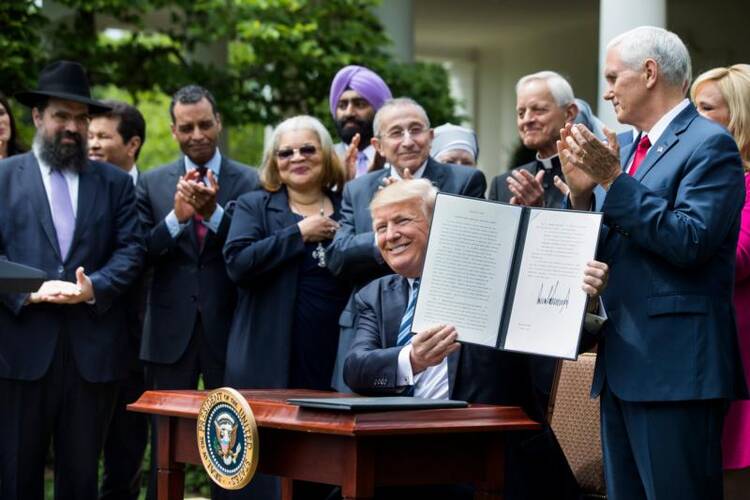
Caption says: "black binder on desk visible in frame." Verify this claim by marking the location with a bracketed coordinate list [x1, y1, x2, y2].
[288, 396, 468, 412]
[0, 261, 46, 293]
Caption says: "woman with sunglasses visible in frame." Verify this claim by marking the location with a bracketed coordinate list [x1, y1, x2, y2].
[223, 116, 350, 499]
[691, 64, 750, 500]
[224, 114, 350, 393]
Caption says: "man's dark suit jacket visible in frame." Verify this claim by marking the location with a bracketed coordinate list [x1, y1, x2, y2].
[136, 156, 259, 365]
[327, 157, 487, 390]
[592, 104, 747, 401]
[0, 152, 145, 383]
[489, 159, 565, 209]
[344, 274, 534, 407]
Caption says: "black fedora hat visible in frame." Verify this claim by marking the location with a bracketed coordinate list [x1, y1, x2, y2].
[15, 60, 111, 114]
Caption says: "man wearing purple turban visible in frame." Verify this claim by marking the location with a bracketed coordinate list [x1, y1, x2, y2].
[329, 65, 392, 178]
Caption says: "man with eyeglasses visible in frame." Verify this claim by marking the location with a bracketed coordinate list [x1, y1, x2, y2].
[327, 97, 486, 392]
[0, 60, 145, 500]
[329, 65, 392, 178]
[135, 84, 259, 500]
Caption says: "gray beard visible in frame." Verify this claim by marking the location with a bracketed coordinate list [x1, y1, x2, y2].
[34, 129, 88, 172]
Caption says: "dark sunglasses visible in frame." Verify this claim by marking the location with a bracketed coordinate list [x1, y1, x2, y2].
[276, 144, 317, 159]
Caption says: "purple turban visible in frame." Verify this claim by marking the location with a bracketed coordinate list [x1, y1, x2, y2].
[329, 65, 393, 119]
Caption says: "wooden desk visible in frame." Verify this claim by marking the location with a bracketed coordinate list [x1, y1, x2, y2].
[129, 389, 539, 500]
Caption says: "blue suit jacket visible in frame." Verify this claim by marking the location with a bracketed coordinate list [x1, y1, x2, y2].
[344, 274, 535, 408]
[592, 104, 747, 401]
[136, 156, 259, 364]
[0, 152, 145, 382]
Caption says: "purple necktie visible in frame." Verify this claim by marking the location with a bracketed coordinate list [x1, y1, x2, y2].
[49, 169, 75, 260]
[356, 151, 369, 177]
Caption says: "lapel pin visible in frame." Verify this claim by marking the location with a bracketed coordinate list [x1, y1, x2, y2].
[656, 146, 664, 153]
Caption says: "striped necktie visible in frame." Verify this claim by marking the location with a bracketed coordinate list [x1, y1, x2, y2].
[396, 278, 421, 346]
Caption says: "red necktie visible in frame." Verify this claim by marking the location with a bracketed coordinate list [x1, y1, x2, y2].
[193, 166, 208, 249]
[628, 135, 651, 176]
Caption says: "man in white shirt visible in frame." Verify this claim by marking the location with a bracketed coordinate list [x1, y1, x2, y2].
[345, 178, 608, 401]
[343, 178, 608, 499]
[135, 85, 259, 500]
[88, 100, 145, 186]
[327, 98, 487, 393]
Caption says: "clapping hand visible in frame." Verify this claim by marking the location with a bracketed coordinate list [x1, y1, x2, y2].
[507, 169, 545, 206]
[344, 133, 361, 181]
[177, 169, 220, 219]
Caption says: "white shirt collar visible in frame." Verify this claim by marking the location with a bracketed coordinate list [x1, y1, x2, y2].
[535, 152, 560, 170]
[390, 159, 427, 180]
[645, 98, 690, 147]
[184, 148, 222, 177]
[129, 165, 139, 185]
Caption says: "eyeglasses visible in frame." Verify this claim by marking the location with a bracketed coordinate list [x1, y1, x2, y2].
[381, 126, 428, 141]
[276, 144, 317, 159]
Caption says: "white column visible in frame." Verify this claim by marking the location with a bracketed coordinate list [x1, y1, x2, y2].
[373, 0, 414, 63]
[598, 0, 666, 130]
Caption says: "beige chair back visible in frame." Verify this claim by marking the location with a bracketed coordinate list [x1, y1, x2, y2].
[549, 352, 605, 496]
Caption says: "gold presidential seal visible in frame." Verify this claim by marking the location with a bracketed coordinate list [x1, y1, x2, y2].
[196, 387, 259, 489]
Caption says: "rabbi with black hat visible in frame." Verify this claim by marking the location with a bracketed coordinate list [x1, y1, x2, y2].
[0, 61, 145, 500]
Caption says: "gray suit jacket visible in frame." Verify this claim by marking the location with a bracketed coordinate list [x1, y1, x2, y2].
[136, 156, 259, 364]
[327, 157, 487, 391]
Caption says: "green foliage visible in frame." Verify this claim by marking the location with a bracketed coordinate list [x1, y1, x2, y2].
[3, 0, 460, 169]
[95, 86, 180, 170]
[0, 1, 47, 94]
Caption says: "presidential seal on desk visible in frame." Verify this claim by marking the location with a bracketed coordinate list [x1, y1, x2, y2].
[197, 387, 259, 489]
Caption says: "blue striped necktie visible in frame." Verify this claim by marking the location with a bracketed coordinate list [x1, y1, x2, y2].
[396, 278, 421, 346]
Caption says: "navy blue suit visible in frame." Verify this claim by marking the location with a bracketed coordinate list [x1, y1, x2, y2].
[0, 152, 145, 500]
[137, 156, 258, 500]
[327, 158, 487, 391]
[592, 104, 747, 499]
[136, 157, 259, 378]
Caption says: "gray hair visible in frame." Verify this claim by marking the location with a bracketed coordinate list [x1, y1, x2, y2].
[607, 26, 691, 88]
[373, 97, 431, 137]
[516, 71, 576, 106]
[370, 178, 438, 220]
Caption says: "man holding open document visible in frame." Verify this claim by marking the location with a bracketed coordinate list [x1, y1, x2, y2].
[344, 179, 608, 499]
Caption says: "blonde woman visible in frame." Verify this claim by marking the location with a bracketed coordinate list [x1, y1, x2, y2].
[692, 64, 750, 498]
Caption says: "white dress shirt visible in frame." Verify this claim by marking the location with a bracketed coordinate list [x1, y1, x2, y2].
[396, 278, 450, 400]
[626, 99, 690, 170]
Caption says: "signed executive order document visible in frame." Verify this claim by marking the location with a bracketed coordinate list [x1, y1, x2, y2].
[411, 193, 602, 359]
